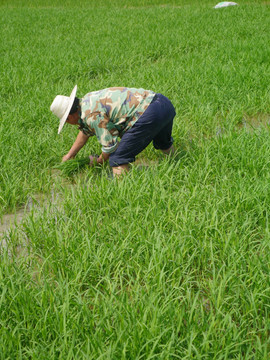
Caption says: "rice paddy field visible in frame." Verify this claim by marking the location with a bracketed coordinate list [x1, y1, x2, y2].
[1, 0, 270, 358]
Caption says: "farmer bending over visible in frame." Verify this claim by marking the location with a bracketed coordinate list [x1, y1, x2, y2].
[50, 85, 176, 176]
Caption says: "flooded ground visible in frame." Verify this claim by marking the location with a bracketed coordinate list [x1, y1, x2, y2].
[238, 113, 270, 131]
[0, 209, 26, 237]
[0, 159, 157, 244]
[0, 190, 62, 252]
[1, 119, 268, 246]
[0, 209, 26, 251]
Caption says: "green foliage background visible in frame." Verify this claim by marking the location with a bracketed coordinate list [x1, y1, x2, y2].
[0, 1, 270, 359]
[1, 0, 269, 212]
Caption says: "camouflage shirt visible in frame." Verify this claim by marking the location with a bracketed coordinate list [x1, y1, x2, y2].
[79, 87, 156, 153]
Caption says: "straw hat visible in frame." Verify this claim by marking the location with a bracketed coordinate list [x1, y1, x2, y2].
[50, 85, 77, 134]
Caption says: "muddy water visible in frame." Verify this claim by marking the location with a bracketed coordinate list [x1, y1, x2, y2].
[0, 170, 67, 245]
[0, 190, 62, 254]
[0, 196, 43, 254]
[238, 114, 270, 131]
[0, 209, 26, 236]
[0, 209, 26, 251]
[0, 201, 33, 254]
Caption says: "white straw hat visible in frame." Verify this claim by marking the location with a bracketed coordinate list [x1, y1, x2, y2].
[50, 85, 78, 134]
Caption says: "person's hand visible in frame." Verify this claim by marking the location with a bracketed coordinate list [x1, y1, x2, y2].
[62, 154, 73, 162]
[89, 154, 99, 166]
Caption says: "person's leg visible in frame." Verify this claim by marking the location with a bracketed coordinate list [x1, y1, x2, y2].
[162, 144, 175, 155]
[153, 120, 175, 155]
[112, 164, 129, 177]
[109, 94, 176, 175]
[109, 95, 163, 170]
[152, 94, 175, 154]
[110, 122, 156, 176]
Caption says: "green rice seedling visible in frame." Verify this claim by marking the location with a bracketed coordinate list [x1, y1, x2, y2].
[53, 157, 91, 177]
[2, 128, 270, 358]
[1, 1, 270, 213]
[1, 0, 270, 358]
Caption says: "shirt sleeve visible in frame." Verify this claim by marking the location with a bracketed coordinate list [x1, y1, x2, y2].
[85, 112, 119, 154]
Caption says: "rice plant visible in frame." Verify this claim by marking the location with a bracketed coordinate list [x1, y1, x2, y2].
[1, 0, 270, 358]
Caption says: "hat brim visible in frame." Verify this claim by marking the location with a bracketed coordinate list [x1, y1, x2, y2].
[58, 85, 78, 134]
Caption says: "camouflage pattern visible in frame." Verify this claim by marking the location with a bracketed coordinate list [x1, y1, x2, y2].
[80, 87, 155, 153]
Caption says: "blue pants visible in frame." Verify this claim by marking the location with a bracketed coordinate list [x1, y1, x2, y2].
[109, 93, 176, 167]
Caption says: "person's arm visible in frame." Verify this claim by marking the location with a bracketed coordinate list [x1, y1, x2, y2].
[62, 131, 89, 162]
[97, 152, 110, 164]
[89, 152, 110, 166]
